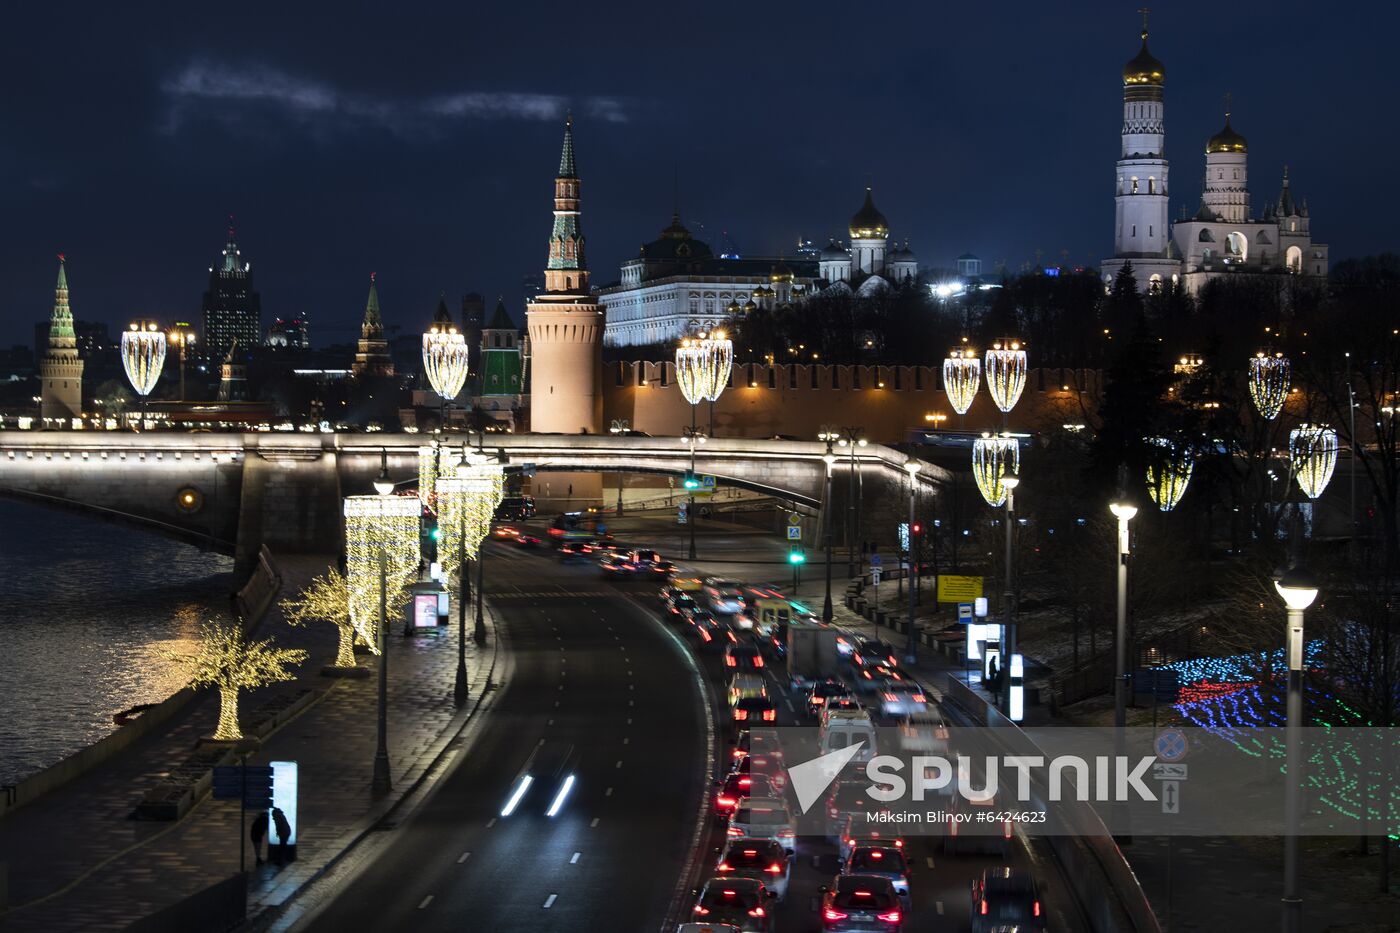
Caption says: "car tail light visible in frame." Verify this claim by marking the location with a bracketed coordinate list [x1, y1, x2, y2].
[716, 862, 733, 872]
[762, 709, 776, 721]
[1034, 900, 1042, 917]
[882, 692, 895, 701]
[670, 607, 679, 614]
[717, 796, 736, 808]
[725, 656, 737, 667]
[913, 694, 926, 703]
[765, 863, 783, 874]
[733, 709, 748, 721]
[811, 696, 825, 706]
[700, 629, 711, 642]
[824, 908, 848, 921]
[980, 899, 988, 915]
[693, 905, 710, 916]
[738, 776, 752, 787]
[828, 806, 840, 818]
[727, 826, 742, 836]
[748, 907, 766, 918]
[894, 839, 904, 847]
[887, 656, 897, 667]
[863, 670, 873, 679]
[878, 909, 902, 923]
[752, 656, 764, 668]
[870, 850, 883, 859]
[722, 890, 736, 897]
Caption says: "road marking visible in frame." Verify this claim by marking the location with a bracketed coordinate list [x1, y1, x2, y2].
[590, 817, 600, 827]
[542, 894, 557, 909]
[486, 817, 497, 828]
[547, 719, 554, 726]
[926, 856, 936, 869]
[570, 852, 581, 864]
[457, 851, 471, 864]
[615, 760, 623, 768]
[554, 700, 561, 707]
[626, 718, 632, 725]
[558, 685, 564, 691]
[628, 699, 634, 707]
[936, 900, 945, 915]
[784, 698, 796, 712]
[418, 895, 434, 910]
[623, 737, 630, 745]
[605, 787, 613, 797]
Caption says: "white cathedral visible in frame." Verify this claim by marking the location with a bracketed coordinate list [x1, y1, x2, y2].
[1101, 21, 1328, 294]
[599, 189, 919, 347]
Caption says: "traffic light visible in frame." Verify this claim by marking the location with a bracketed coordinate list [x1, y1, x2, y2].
[911, 523, 922, 536]
[431, 526, 442, 542]
[682, 470, 701, 491]
[788, 548, 806, 565]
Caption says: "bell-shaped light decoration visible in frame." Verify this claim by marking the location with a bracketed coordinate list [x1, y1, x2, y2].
[1290, 424, 1338, 500]
[676, 331, 733, 405]
[1145, 437, 1194, 512]
[699, 330, 734, 402]
[985, 338, 1027, 413]
[943, 346, 981, 415]
[972, 433, 1021, 507]
[121, 320, 167, 397]
[1249, 351, 1290, 420]
[422, 323, 470, 402]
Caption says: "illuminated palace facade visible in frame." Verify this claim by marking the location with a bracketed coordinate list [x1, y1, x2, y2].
[1101, 19, 1328, 294]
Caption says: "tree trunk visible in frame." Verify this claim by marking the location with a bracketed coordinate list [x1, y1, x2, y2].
[215, 685, 242, 741]
[335, 624, 357, 668]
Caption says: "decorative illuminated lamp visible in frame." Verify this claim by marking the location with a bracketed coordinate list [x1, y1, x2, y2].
[343, 494, 421, 649]
[121, 319, 167, 427]
[422, 317, 470, 406]
[675, 338, 707, 405]
[698, 330, 733, 401]
[1145, 437, 1194, 512]
[942, 346, 981, 415]
[1289, 424, 1338, 500]
[435, 457, 505, 581]
[985, 338, 1027, 414]
[1248, 351, 1290, 420]
[675, 331, 733, 404]
[972, 433, 1021, 507]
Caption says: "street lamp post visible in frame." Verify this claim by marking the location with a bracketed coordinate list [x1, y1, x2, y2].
[821, 444, 837, 622]
[370, 468, 395, 797]
[835, 427, 867, 576]
[1108, 499, 1138, 729]
[168, 325, 195, 401]
[1275, 567, 1318, 933]
[610, 420, 629, 515]
[1001, 476, 1020, 713]
[904, 460, 920, 663]
[682, 425, 705, 559]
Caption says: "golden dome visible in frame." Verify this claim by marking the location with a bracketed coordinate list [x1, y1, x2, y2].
[849, 187, 889, 239]
[1206, 115, 1247, 154]
[1123, 37, 1165, 86]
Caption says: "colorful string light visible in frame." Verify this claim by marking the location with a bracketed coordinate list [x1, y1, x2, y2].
[1289, 424, 1338, 500]
[972, 433, 1020, 507]
[1248, 351, 1290, 420]
[942, 346, 981, 415]
[984, 339, 1027, 413]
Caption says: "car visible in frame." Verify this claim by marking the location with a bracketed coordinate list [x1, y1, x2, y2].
[730, 745, 786, 793]
[676, 924, 741, 933]
[688, 610, 727, 646]
[852, 659, 902, 694]
[513, 531, 543, 547]
[600, 553, 637, 575]
[855, 639, 901, 670]
[806, 680, 855, 717]
[558, 540, 595, 562]
[690, 877, 775, 932]
[706, 580, 748, 615]
[716, 837, 792, 901]
[837, 816, 906, 865]
[819, 875, 904, 931]
[843, 845, 910, 900]
[727, 797, 796, 853]
[713, 772, 775, 821]
[650, 558, 676, 575]
[723, 641, 765, 671]
[628, 548, 663, 567]
[498, 741, 576, 818]
[728, 673, 767, 706]
[666, 592, 701, 618]
[492, 525, 519, 540]
[970, 867, 1045, 932]
[730, 695, 777, 726]
[731, 728, 783, 763]
[495, 495, 536, 520]
[819, 709, 878, 764]
[878, 680, 929, 718]
[944, 791, 1013, 857]
[824, 779, 880, 843]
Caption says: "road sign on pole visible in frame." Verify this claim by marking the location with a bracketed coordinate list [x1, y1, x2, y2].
[786, 525, 802, 540]
[869, 554, 883, 568]
[1160, 780, 1181, 814]
[1155, 729, 1189, 763]
[788, 512, 801, 526]
[958, 602, 973, 622]
[213, 764, 274, 810]
[871, 567, 882, 585]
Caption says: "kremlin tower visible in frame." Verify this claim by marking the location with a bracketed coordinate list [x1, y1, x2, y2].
[40, 255, 84, 426]
[352, 273, 395, 378]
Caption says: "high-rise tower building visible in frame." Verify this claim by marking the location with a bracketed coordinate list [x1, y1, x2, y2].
[202, 222, 261, 363]
[40, 255, 83, 425]
[526, 116, 604, 435]
[1101, 16, 1180, 292]
[353, 273, 395, 377]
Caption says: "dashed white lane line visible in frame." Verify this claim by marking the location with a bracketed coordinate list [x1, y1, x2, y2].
[554, 700, 561, 707]
[623, 737, 630, 745]
[457, 851, 471, 864]
[626, 718, 632, 725]
[543, 894, 558, 909]
[936, 900, 945, 915]
[547, 718, 555, 726]
[605, 787, 613, 797]
[590, 817, 600, 827]
[570, 852, 581, 864]
[418, 895, 434, 910]
[615, 760, 623, 768]
[926, 856, 936, 869]
[628, 699, 634, 707]
[486, 818, 497, 828]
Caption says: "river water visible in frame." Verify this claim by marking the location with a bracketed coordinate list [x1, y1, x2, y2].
[0, 501, 234, 786]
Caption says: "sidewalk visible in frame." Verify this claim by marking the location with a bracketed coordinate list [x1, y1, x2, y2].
[0, 554, 500, 932]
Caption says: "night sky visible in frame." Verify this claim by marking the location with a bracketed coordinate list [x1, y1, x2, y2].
[0, 1, 1392, 348]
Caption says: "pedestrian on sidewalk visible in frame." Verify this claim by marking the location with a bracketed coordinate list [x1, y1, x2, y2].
[271, 807, 291, 865]
[250, 809, 269, 866]
[987, 656, 1001, 693]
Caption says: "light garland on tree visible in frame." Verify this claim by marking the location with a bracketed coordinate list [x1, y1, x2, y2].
[942, 346, 981, 415]
[281, 569, 359, 668]
[1290, 424, 1339, 500]
[422, 325, 470, 402]
[419, 444, 443, 512]
[675, 330, 733, 404]
[343, 494, 422, 650]
[164, 620, 307, 741]
[121, 320, 167, 397]
[984, 338, 1027, 413]
[972, 433, 1020, 507]
[435, 461, 504, 581]
[1145, 437, 1194, 512]
[1248, 351, 1291, 420]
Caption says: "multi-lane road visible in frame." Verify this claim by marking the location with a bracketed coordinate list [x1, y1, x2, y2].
[294, 524, 1088, 931]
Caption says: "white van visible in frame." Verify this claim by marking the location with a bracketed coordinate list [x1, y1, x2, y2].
[818, 708, 877, 762]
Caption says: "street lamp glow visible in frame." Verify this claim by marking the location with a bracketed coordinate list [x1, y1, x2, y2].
[373, 449, 395, 495]
[904, 460, 920, 475]
[1274, 570, 1319, 611]
[1001, 476, 1020, 491]
[1108, 500, 1138, 522]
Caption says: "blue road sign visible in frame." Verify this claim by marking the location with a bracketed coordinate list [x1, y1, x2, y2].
[213, 764, 274, 809]
[786, 525, 802, 540]
[958, 602, 973, 622]
[1155, 729, 1188, 763]
[869, 554, 883, 568]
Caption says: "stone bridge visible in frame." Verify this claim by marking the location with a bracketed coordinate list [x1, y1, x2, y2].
[0, 432, 945, 576]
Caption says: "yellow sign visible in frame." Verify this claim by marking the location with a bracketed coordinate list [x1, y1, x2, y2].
[936, 575, 984, 603]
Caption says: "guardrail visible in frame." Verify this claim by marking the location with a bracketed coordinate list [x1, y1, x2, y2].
[939, 675, 1162, 933]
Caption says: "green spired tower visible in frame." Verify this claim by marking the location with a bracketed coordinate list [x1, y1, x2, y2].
[40, 254, 84, 426]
